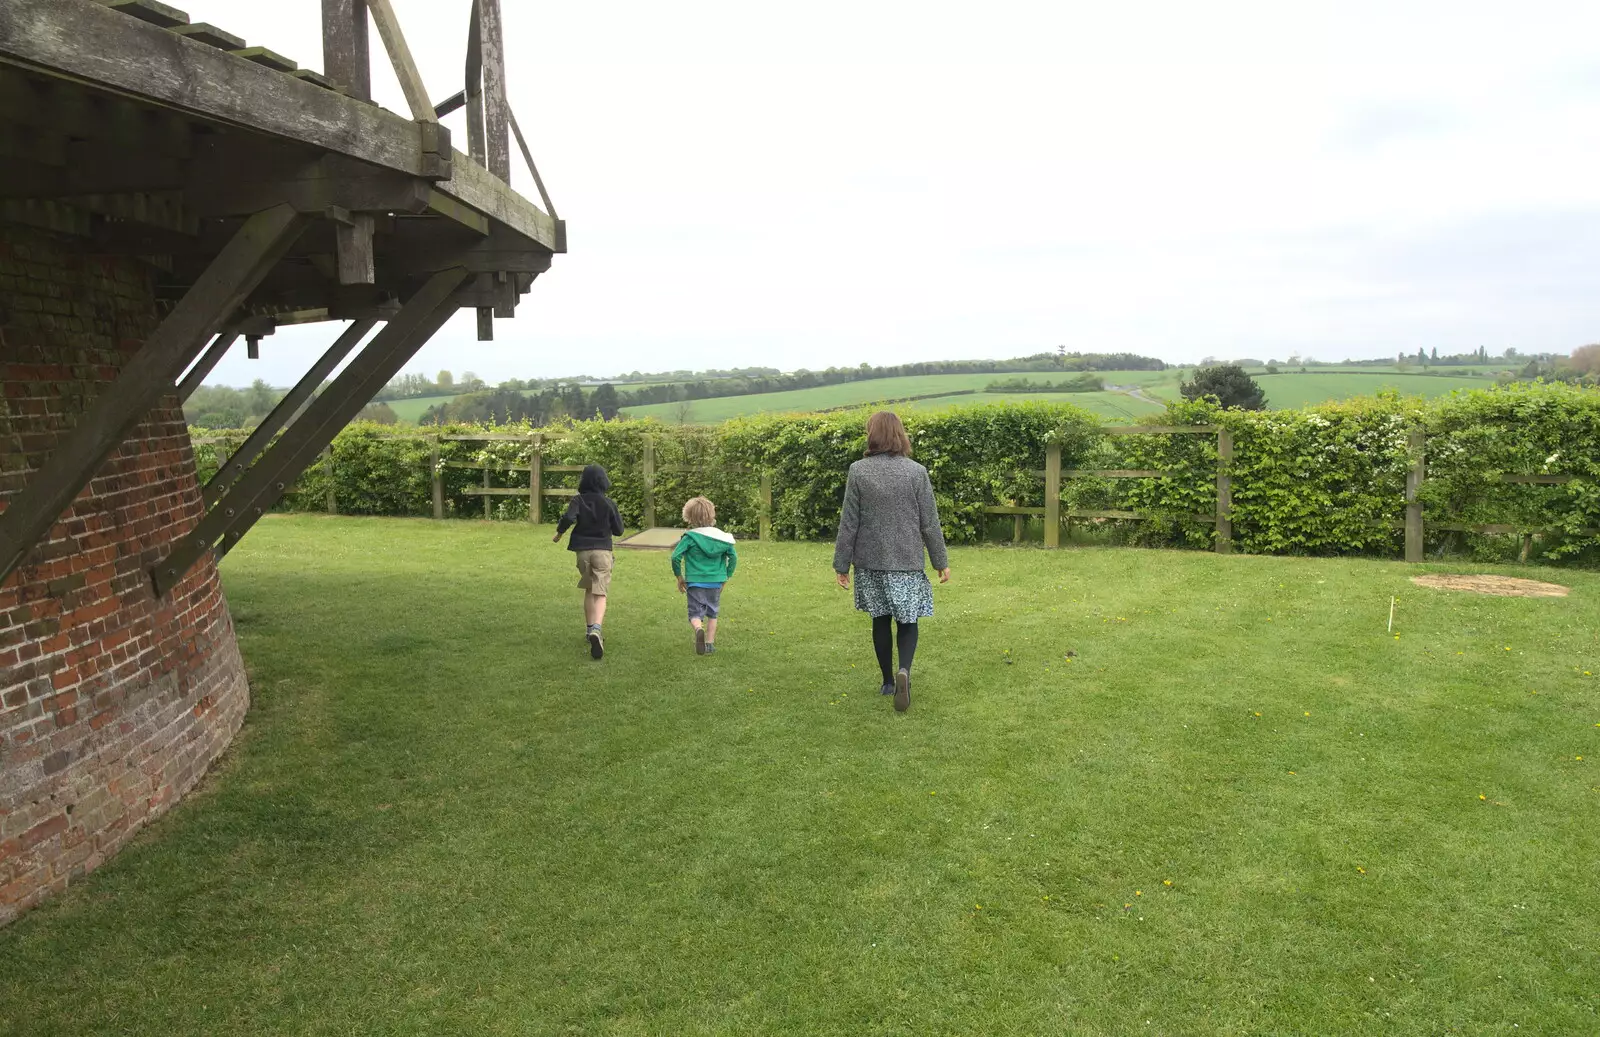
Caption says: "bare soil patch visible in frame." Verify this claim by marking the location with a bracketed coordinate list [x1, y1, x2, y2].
[1410, 574, 1570, 597]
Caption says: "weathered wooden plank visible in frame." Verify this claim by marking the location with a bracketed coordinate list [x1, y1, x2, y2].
[170, 23, 244, 49]
[1101, 425, 1218, 435]
[1430, 522, 1600, 536]
[983, 506, 1046, 515]
[434, 90, 467, 118]
[290, 69, 339, 91]
[431, 435, 444, 519]
[426, 189, 490, 234]
[8, 0, 436, 177]
[334, 212, 375, 284]
[1405, 428, 1425, 563]
[365, 0, 437, 123]
[1065, 509, 1217, 523]
[543, 488, 578, 497]
[176, 331, 237, 400]
[1043, 442, 1061, 548]
[101, 0, 189, 28]
[543, 465, 586, 472]
[1499, 474, 1578, 484]
[459, 487, 535, 497]
[231, 47, 298, 73]
[0, 205, 309, 586]
[434, 154, 562, 251]
[439, 433, 532, 441]
[321, 0, 370, 100]
[760, 472, 773, 541]
[642, 438, 656, 528]
[464, 0, 486, 165]
[478, 0, 509, 180]
[1215, 428, 1233, 555]
[1061, 469, 1167, 478]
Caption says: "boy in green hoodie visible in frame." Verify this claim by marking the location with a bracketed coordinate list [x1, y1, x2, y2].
[671, 496, 738, 655]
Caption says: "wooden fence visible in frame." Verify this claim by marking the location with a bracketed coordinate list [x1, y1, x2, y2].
[193, 426, 1593, 560]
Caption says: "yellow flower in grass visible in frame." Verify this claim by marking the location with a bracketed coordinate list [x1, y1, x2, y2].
[1135, 890, 1142, 896]
[1356, 866, 1366, 874]
[1479, 794, 1487, 801]
[1163, 880, 1173, 887]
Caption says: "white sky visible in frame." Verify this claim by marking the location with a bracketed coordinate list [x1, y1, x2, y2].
[195, 0, 1600, 387]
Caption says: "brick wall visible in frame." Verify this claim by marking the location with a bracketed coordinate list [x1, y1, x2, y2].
[0, 223, 250, 926]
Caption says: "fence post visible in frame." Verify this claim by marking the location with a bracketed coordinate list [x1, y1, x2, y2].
[759, 471, 772, 541]
[529, 433, 543, 524]
[483, 462, 491, 521]
[1044, 442, 1061, 549]
[323, 446, 338, 515]
[1405, 428, 1425, 562]
[642, 436, 656, 528]
[1214, 428, 1232, 555]
[431, 435, 444, 519]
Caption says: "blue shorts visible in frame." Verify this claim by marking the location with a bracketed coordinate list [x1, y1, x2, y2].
[686, 585, 723, 620]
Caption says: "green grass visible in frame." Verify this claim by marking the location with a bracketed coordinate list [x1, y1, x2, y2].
[386, 394, 462, 423]
[1256, 372, 1492, 409]
[3, 516, 1597, 1035]
[900, 391, 1164, 421]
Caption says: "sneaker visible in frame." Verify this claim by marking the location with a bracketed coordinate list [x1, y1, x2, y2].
[705, 643, 716, 654]
[893, 669, 910, 712]
[695, 627, 707, 655]
[588, 630, 604, 660]
[880, 682, 894, 696]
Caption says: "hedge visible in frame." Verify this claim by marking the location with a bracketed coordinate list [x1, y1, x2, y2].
[189, 381, 1600, 564]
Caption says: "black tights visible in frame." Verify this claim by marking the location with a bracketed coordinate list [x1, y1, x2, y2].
[871, 615, 919, 684]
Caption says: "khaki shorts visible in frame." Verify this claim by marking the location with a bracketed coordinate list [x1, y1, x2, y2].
[575, 550, 614, 595]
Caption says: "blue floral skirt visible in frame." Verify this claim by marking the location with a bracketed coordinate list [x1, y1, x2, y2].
[853, 568, 934, 624]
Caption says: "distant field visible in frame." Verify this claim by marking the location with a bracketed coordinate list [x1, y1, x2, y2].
[620, 374, 1015, 422]
[386, 395, 460, 423]
[1256, 372, 1493, 409]
[901, 391, 1164, 421]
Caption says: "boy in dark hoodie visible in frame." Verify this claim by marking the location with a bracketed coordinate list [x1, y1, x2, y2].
[553, 464, 625, 659]
[670, 496, 738, 654]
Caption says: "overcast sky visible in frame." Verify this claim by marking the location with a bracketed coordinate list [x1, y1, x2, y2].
[194, 0, 1600, 387]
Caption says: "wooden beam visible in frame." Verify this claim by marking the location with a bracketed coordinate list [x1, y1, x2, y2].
[334, 211, 376, 284]
[6, 0, 440, 178]
[177, 331, 238, 400]
[365, 0, 438, 123]
[434, 90, 467, 118]
[321, 0, 371, 100]
[1405, 428, 1425, 563]
[204, 319, 376, 503]
[464, 0, 485, 165]
[478, 0, 509, 180]
[0, 204, 309, 587]
[102, 0, 189, 28]
[435, 154, 562, 250]
[155, 270, 467, 593]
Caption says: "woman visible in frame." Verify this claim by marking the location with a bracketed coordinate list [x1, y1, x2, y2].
[833, 411, 951, 712]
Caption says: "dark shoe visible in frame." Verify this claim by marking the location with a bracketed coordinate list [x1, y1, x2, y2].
[893, 669, 910, 712]
[705, 643, 716, 654]
[588, 631, 604, 660]
[880, 682, 894, 696]
[695, 627, 707, 655]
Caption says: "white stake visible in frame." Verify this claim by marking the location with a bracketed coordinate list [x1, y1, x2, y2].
[1388, 595, 1396, 633]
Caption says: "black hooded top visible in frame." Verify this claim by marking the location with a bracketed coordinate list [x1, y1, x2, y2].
[557, 464, 625, 551]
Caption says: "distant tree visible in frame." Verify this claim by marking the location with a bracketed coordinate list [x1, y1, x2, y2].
[436, 369, 454, 390]
[460, 371, 485, 391]
[1566, 343, 1600, 375]
[1180, 364, 1266, 410]
[1416, 347, 1428, 367]
[356, 401, 398, 424]
[590, 383, 621, 420]
[1430, 346, 1439, 362]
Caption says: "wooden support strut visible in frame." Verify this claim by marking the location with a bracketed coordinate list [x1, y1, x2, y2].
[204, 319, 376, 503]
[0, 204, 308, 588]
[152, 269, 468, 595]
[321, 0, 371, 100]
[1405, 428, 1426, 563]
[1044, 442, 1062, 548]
[177, 331, 239, 401]
[1215, 428, 1233, 555]
[366, 0, 438, 123]
[478, 0, 510, 181]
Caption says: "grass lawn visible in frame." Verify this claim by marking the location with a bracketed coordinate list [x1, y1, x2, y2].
[900, 391, 1164, 422]
[3, 517, 1597, 1035]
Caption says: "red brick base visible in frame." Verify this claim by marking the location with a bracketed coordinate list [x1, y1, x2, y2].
[0, 223, 249, 926]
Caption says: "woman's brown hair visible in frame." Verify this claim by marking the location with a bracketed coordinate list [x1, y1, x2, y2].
[864, 411, 912, 458]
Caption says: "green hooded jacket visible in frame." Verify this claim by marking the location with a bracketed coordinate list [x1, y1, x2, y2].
[671, 527, 738, 585]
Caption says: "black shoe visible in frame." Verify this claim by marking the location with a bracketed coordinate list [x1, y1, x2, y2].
[695, 627, 707, 655]
[588, 631, 604, 660]
[880, 682, 894, 696]
[705, 643, 716, 654]
[893, 669, 910, 712]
